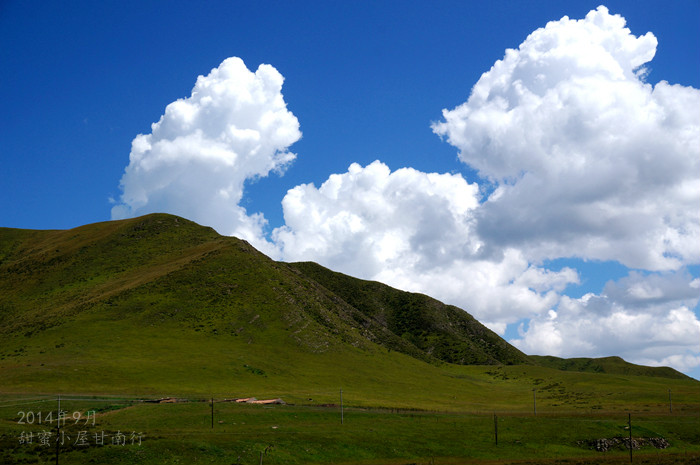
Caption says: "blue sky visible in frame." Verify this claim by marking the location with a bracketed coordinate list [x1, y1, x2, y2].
[1, 1, 699, 378]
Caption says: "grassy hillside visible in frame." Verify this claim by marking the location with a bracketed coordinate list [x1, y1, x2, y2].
[0, 213, 695, 407]
[0, 213, 532, 401]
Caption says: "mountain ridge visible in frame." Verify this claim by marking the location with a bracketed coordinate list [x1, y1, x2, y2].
[288, 261, 530, 366]
[0, 213, 690, 395]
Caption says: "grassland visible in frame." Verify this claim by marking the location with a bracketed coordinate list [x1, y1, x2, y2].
[1, 395, 698, 465]
[1, 214, 698, 464]
[2, 352, 698, 464]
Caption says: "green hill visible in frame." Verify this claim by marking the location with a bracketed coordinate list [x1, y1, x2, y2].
[0, 214, 696, 411]
[530, 355, 691, 380]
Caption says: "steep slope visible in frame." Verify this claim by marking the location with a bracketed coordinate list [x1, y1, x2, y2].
[289, 261, 529, 365]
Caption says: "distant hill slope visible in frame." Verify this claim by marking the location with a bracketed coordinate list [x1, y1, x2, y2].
[288, 263, 690, 380]
[289, 261, 529, 366]
[530, 355, 690, 380]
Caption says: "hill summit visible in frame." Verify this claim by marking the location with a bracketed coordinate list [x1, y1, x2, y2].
[0, 213, 526, 363]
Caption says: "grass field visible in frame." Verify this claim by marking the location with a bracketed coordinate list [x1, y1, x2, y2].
[2, 315, 699, 413]
[1, 394, 698, 465]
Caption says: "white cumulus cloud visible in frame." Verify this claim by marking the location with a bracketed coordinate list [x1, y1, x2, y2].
[111, 57, 301, 254]
[274, 160, 481, 276]
[432, 5, 700, 270]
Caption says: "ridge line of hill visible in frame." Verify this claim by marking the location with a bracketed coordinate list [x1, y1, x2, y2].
[0, 212, 690, 381]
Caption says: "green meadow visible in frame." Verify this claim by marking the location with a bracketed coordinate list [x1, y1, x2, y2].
[1, 395, 698, 464]
[2, 350, 698, 464]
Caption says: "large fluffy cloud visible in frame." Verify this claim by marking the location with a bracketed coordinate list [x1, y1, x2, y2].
[432, 6, 700, 270]
[111, 57, 301, 254]
[273, 160, 579, 331]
